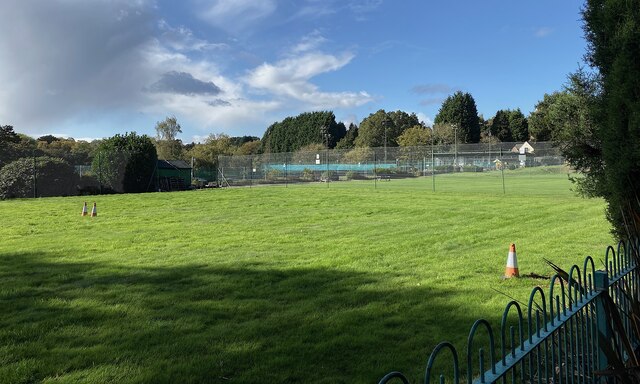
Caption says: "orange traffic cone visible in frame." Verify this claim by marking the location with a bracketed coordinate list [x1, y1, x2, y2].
[81, 202, 88, 216]
[505, 243, 519, 278]
[90, 202, 97, 217]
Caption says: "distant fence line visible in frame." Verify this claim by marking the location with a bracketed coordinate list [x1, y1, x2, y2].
[378, 238, 640, 384]
[217, 142, 563, 187]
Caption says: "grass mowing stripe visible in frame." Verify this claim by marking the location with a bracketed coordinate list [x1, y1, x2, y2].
[0, 167, 612, 383]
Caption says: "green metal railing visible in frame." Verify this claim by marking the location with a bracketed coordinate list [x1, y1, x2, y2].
[379, 238, 640, 384]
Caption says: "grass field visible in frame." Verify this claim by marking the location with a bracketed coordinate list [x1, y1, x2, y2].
[0, 167, 614, 383]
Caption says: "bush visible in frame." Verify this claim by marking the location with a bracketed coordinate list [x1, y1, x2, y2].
[374, 167, 395, 175]
[462, 165, 483, 173]
[76, 175, 101, 195]
[345, 170, 363, 180]
[301, 168, 315, 181]
[434, 165, 454, 173]
[321, 170, 338, 181]
[266, 169, 282, 180]
[0, 156, 78, 199]
[92, 132, 157, 193]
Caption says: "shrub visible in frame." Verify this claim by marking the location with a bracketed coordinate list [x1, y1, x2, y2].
[434, 165, 454, 173]
[0, 156, 78, 199]
[301, 168, 315, 181]
[346, 170, 368, 180]
[321, 170, 338, 181]
[462, 165, 483, 173]
[266, 168, 283, 180]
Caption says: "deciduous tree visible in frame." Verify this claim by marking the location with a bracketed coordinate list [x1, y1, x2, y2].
[355, 110, 419, 147]
[397, 125, 432, 146]
[155, 116, 183, 160]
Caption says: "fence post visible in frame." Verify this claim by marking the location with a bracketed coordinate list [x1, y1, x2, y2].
[594, 270, 610, 381]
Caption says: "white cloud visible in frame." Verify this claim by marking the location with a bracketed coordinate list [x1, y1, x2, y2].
[198, 0, 277, 33]
[245, 50, 372, 109]
[534, 27, 553, 38]
[416, 113, 433, 127]
[349, 0, 383, 14]
[158, 20, 229, 52]
[291, 30, 328, 53]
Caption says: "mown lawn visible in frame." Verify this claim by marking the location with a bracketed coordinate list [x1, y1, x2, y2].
[0, 167, 613, 383]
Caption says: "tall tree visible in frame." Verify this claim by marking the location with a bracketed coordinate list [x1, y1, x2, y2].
[155, 116, 183, 160]
[355, 110, 419, 147]
[397, 125, 432, 146]
[508, 109, 529, 142]
[336, 123, 358, 149]
[528, 92, 566, 142]
[560, 0, 640, 237]
[432, 123, 456, 145]
[261, 111, 344, 153]
[0, 126, 37, 168]
[433, 91, 481, 143]
[186, 134, 236, 180]
[490, 110, 513, 142]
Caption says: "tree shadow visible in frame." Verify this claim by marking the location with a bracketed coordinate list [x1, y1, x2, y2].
[0, 252, 481, 383]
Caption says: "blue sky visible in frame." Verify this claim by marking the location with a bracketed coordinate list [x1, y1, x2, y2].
[0, 0, 587, 142]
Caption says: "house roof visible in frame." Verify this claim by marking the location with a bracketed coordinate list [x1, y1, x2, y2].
[157, 160, 192, 169]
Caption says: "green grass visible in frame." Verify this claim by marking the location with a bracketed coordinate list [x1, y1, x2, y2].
[0, 167, 613, 383]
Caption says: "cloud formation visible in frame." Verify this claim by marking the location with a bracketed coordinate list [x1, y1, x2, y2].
[419, 98, 445, 107]
[148, 71, 222, 96]
[412, 84, 457, 95]
[0, 0, 157, 132]
[246, 51, 372, 108]
[534, 27, 553, 38]
[0, 1, 373, 137]
[197, 0, 277, 33]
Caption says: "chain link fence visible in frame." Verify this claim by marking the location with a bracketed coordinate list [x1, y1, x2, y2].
[0, 142, 564, 198]
[217, 142, 563, 187]
[0, 149, 165, 199]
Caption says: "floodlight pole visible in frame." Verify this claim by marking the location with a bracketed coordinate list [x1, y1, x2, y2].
[488, 131, 492, 168]
[500, 147, 506, 194]
[321, 125, 329, 188]
[383, 119, 388, 163]
[453, 123, 458, 169]
[374, 152, 377, 190]
[431, 133, 435, 192]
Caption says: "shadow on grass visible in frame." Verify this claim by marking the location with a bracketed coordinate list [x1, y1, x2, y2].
[0, 252, 481, 384]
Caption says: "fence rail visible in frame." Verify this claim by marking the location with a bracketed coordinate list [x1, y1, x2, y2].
[379, 238, 640, 384]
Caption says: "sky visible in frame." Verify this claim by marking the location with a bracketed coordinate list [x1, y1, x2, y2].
[0, 0, 588, 143]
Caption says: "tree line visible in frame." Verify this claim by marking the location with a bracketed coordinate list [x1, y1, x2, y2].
[0, 83, 595, 199]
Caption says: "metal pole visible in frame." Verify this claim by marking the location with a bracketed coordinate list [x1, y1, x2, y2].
[374, 152, 377, 190]
[453, 123, 458, 170]
[594, 270, 610, 375]
[500, 147, 506, 194]
[384, 121, 387, 163]
[488, 131, 492, 169]
[431, 138, 435, 192]
[33, 150, 37, 198]
[284, 163, 287, 188]
[98, 152, 102, 194]
[320, 125, 330, 188]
